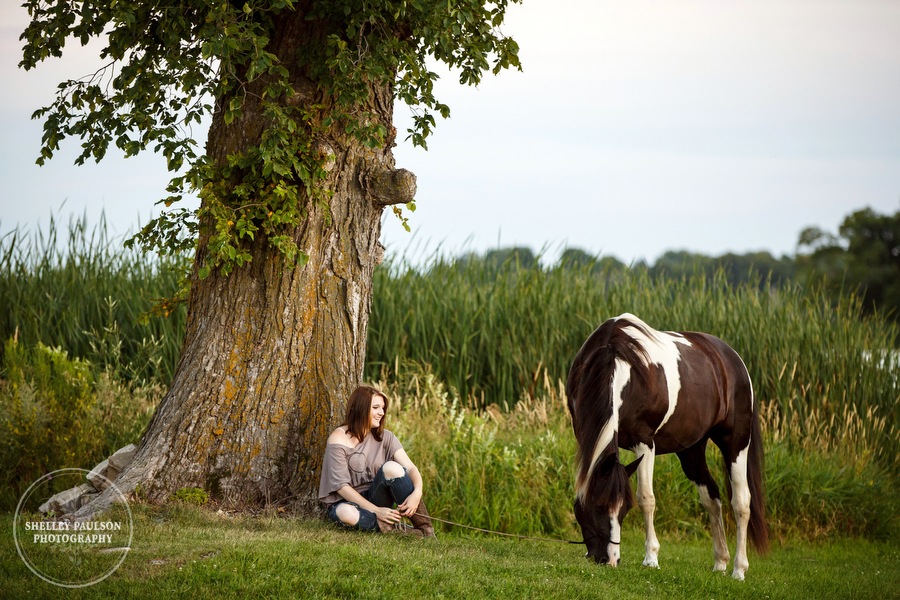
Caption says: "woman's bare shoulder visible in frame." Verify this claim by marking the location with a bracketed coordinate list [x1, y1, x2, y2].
[327, 427, 354, 447]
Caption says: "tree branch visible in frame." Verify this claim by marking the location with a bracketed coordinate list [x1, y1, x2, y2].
[366, 168, 416, 206]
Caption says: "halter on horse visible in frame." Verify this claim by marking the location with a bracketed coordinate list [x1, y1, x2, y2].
[567, 314, 769, 580]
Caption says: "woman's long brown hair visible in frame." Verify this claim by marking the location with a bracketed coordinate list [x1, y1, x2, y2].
[343, 386, 388, 442]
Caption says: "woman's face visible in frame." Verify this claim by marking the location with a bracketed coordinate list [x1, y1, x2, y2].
[369, 395, 386, 430]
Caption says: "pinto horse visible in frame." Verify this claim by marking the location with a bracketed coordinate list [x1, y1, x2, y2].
[567, 314, 768, 580]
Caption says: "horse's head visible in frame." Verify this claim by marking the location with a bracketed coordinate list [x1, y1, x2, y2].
[574, 455, 643, 566]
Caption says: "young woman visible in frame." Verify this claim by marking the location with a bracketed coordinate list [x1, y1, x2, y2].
[318, 385, 435, 536]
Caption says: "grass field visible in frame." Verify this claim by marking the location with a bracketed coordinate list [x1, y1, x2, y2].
[2, 505, 897, 599]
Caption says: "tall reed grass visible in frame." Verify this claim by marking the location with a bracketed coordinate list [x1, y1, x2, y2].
[1, 218, 896, 535]
[0, 215, 186, 384]
[368, 254, 899, 469]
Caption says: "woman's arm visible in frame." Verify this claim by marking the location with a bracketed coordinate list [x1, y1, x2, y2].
[336, 485, 402, 526]
[391, 448, 424, 517]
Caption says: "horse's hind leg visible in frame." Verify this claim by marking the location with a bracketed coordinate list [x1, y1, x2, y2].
[723, 441, 752, 581]
[632, 443, 660, 568]
[676, 441, 730, 572]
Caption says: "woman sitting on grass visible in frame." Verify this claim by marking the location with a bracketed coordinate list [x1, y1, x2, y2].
[318, 385, 435, 537]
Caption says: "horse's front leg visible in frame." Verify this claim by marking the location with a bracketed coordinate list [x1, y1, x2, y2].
[697, 484, 730, 572]
[633, 443, 660, 568]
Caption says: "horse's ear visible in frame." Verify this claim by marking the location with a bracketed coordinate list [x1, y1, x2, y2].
[624, 455, 644, 478]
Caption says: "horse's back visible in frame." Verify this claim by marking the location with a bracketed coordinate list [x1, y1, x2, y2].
[614, 326, 753, 454]
[644, 331, 753, 451]
[679, 331, 753, 407]
[568, 315, 754, 454]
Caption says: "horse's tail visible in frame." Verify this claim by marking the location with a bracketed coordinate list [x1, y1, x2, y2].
[747, 392, 770, 555]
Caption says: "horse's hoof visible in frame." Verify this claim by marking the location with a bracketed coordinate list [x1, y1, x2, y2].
[642, 558, 659, 568]
[731, 570, 746, 581]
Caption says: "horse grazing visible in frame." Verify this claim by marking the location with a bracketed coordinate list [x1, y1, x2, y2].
[567, 314, 768, 580]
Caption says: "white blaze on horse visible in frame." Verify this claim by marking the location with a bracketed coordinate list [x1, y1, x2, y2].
[567, 314, 769, 580]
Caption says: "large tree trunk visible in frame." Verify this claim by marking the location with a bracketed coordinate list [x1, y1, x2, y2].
[77, 8, 413, 514]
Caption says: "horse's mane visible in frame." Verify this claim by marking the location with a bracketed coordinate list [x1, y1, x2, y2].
[568, 315, 654, 508]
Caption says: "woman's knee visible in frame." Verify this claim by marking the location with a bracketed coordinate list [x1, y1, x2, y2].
[382, 460, 405, 480]
[335, 503, 360, 526]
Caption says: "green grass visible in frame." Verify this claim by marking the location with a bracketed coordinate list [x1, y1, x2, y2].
[368, 255, 899, 470]
[0, 339, 159, 510]
[2, 505, 897, 599]
[0, 214, 187, 385]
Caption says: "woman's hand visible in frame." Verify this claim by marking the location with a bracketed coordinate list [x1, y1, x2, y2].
[397, 488, 422, 517]
[374, 506, 402, 528]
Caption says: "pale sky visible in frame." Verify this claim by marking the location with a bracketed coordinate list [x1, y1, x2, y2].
[2, 1, 899, 264]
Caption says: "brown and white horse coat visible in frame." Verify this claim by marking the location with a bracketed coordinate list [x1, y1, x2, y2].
[567, 313, 768, 580]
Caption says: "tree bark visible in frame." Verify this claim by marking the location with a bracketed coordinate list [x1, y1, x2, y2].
[77, 8, 410, 514]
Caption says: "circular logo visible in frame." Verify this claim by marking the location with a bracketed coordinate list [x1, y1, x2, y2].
[13, 468, 134, 588]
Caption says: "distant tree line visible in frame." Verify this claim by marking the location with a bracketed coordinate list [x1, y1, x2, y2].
[796, 207, 899, 321]
[465, 207, 899, 322]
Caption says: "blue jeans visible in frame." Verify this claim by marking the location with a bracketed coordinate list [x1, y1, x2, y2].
[326, 464, 415, 532]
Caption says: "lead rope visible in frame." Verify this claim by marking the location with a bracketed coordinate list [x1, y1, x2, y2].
[419, 513, 585, 545]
